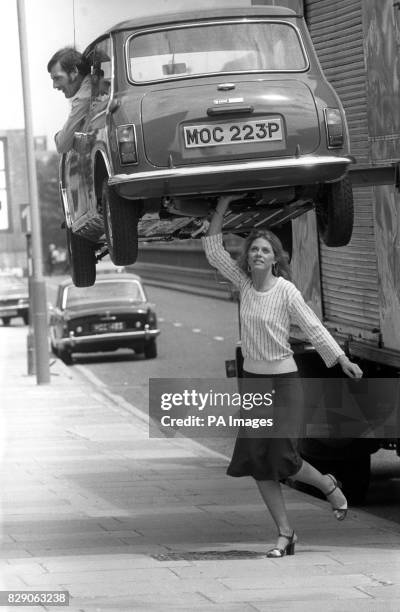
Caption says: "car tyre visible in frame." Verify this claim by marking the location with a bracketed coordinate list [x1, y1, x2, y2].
[101, 179, 140, 266]
[59, 348, 73, 366]
[316, 176, 354, 247]
[2, 317, 11, 326]
[66, 228, 96, 288]
[144, 339, 157, 359]
[22, 312, 29, 325]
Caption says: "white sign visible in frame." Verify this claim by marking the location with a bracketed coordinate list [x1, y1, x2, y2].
[0, 139, 9, 231]
[20, 204, 31, 234]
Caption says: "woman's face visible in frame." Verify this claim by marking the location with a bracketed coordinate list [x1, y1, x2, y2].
[247, 237, 275, 273]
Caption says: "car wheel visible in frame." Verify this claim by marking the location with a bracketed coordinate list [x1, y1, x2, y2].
[144, 339, 157, 359]
[59, 348, 73, 366]
[22, 313, 29, 325]
[2, 317, 11, 326]
[101, 179, 140, 266]
[316, 176, 354, 247]
[66, 228, 96, 288]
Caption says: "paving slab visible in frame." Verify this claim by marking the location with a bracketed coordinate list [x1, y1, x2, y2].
[0, 326, 399, 610]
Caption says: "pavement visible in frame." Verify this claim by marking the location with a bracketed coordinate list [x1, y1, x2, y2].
[1, 325, 400, 612]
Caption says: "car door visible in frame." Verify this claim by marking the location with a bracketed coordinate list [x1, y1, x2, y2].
[49, 285, 65, 346]
[61, 43, 95, 228]
[76, 37, 113, 231]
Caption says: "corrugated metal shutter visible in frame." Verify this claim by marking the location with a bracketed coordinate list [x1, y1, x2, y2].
[305, 0, 380, 336]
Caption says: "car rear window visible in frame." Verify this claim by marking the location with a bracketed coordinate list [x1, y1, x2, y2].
[127, 20, 307, 83]
[64, 280, 145, 308]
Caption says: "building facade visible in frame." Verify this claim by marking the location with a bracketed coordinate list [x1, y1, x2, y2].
[0, 130, 29, 270]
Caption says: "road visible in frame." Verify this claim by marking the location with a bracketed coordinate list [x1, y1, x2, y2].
[46, 279, 400, 524]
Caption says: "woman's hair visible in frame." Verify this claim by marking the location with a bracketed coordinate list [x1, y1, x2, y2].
[237, 230, 291, 280]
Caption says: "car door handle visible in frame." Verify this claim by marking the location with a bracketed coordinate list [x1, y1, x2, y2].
[207, 104, 254, 117]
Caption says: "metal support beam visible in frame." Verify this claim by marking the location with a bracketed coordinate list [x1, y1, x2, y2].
[349, 162, 400, 192]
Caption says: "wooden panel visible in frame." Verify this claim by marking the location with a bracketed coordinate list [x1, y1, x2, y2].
[373, 185, 400, 350]
[363, 0, 400, 163]
[319, 187, 380, 335]
[291, 211, 322, 319]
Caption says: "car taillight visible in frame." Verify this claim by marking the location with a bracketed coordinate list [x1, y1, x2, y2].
[116, 124, 137, 164]
[324, 108, 344, 148]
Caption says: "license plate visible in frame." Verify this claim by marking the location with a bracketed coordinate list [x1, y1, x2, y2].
[92, 321, 126, 333]
[184, 118, 283, 148]
[0, 309, 18, 317]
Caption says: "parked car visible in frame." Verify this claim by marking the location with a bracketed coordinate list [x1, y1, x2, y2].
[0, 273, 29, 326]
[60, 5, 354, 287]
[49, 273, 159, 364]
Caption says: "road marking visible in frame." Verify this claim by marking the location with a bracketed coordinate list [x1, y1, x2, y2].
[192, 328, 201, 333]
[213, 336, 224, 341]
[158, 317, 165, 322]
[173, 322, 183, 327]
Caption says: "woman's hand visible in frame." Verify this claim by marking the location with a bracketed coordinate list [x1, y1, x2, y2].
[207, 193, 245, 236]
[215, 193, 245, 216]
[338, 354, 363, 378]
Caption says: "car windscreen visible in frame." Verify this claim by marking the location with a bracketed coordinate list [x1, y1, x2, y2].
[63, 280, 146, 308]
[127, 20, 307, 83]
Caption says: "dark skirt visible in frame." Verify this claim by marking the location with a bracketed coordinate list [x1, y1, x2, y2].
[227, 371, 304, 482]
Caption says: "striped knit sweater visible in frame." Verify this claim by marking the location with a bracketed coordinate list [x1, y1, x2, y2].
[202, 234, 344, 374]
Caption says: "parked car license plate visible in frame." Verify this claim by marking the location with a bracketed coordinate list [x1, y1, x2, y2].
[92, 321, 125, 332]
[0, 309, 18, 317]
[183, 118, 283, 148]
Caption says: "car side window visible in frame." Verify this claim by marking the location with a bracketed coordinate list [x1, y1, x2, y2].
[92, 37, 112, 106]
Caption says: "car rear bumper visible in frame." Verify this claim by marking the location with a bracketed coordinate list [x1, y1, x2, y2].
[0, 305, 29, 317]
[54, 328, 160, 352]
[109, 156, 352, 199]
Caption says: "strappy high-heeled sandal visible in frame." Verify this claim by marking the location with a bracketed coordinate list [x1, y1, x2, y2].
[325, 473, 348, 521]
[266, 530, 297, 558]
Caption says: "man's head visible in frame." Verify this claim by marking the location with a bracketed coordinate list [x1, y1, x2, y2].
[47, 47, 90, 99]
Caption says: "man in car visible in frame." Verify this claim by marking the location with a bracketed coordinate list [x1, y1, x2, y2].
[47, 47, 91, 154]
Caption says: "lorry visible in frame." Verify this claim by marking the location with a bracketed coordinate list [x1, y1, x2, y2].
[241, 0, 400, 503]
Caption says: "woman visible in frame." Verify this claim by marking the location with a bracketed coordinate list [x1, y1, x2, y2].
[202, 194, 363, 558]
